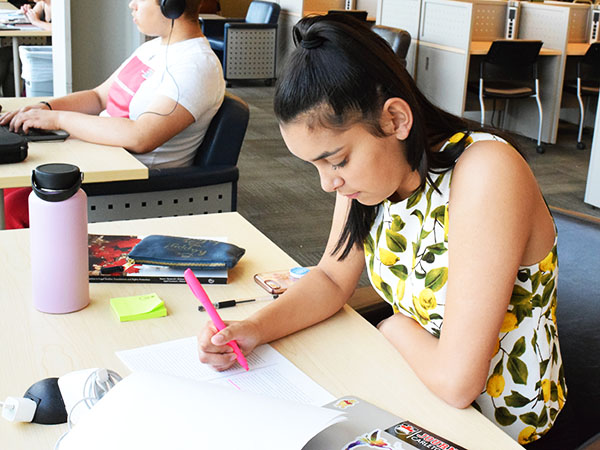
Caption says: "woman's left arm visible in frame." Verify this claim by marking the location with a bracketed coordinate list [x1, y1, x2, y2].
[378, 140, 540, 408]
[9, 94, 194, 153]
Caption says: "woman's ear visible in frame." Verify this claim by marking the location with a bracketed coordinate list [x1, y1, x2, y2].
[382, 98, 413, 140]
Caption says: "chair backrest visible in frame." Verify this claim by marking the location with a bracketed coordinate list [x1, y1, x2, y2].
[193, 92, 250, 168]
[371, 25, 412, 67]
[327, 9, 368, 21]
[245, 1, 280, 24]
[481, 40, 543, 86]
[485, 40, 543, 67]
[578, 42, 600, 81]
[583, 41, 600, 67]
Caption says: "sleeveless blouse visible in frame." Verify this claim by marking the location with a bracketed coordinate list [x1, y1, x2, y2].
[364, 132, 567, 445]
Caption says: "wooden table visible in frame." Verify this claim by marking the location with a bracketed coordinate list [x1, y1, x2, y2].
[0, 97, 148, 229]
[566, 42, 590, 57]
[0, 213, 522, 449]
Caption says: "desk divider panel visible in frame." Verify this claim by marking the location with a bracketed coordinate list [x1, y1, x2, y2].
[558, 3, 595, 127]
[378, 0, 421, 38]
[545, 1, 591, 43]
[501, 2, 569, 144]
[378, 0, 422, 76]
[471, 0, 507, 42]
[568, 4, 592, 43]
[419, 0, 472, 49]
[416, 0, 472, 116]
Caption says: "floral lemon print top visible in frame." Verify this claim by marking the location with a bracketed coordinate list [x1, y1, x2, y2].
[365, 132, 566, 445]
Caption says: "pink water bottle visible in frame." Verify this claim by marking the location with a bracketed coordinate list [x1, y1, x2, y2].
[29, 164, 89, 314]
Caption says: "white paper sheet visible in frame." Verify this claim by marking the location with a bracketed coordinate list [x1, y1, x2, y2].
[59, 371, 346, 450]
[116, 337, 335, 406]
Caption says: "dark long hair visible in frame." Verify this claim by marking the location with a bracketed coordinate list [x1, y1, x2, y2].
[274, 14, 481, 259]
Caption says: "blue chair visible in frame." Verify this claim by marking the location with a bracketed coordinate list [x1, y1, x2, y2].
[84, 92, 249, 222]
[200, 1, 281, 86]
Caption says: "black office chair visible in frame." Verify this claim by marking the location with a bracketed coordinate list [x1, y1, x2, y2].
[200, 1, 281, 86]
[468, 40, 544, 153]
[371, 25, 411, 68]
[83, 92, 250, 222]
[563, 42, 600, 150]
[327, 9, 368, 21]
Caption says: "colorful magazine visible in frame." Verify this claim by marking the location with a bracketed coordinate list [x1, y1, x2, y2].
[88, 234, 228, 284]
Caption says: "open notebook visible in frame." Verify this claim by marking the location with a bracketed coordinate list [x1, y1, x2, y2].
[59, 337, 464, 450]
[58, 371, 346, 450]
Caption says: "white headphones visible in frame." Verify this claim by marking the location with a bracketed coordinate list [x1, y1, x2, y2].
[1, 368, 122, 425]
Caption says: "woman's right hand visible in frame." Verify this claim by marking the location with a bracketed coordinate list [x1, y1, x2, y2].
[197, 319, 262, 371]
[0, 103, 48, 129]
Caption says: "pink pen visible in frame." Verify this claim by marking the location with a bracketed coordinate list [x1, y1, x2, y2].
[184, 268, 249, 371]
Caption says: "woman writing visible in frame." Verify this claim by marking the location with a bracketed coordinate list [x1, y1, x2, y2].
[197, 14, 568, 448]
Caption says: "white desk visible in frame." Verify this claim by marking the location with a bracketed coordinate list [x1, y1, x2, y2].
[0, 98, 148, 229]
[0, 213, 522, 449]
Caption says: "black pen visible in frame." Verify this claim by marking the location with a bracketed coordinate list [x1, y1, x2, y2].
[100, 265, 125, 274]
[197, 295, 278, 311]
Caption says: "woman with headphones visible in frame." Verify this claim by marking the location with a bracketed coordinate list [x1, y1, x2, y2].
[1, 0, 226, 229]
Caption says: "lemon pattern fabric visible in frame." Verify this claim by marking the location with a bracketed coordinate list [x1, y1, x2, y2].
[364, 132, 566, 445]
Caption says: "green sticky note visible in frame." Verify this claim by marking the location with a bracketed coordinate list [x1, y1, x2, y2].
[110, 293, 167, 322]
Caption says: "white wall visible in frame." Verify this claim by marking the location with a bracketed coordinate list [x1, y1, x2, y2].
[71, 0, 140, 91]
[53, 0, 141, 94]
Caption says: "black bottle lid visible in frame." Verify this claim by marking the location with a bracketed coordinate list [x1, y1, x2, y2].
[31, 163, 83, 202]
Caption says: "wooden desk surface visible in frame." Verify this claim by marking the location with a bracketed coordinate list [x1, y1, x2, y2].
[0, 98, 148, 188]
[567, 42, 590, 57]
[470, 41, 562, 56]
[0, 213, 522, 449]
[0, 29, 51, 37]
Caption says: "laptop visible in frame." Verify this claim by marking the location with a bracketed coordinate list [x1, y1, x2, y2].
[0, 125, 69, 143]
[303, 397, 466, 450]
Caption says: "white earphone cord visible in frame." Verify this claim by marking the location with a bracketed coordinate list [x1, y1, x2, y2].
[54, 369, 122, 450]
